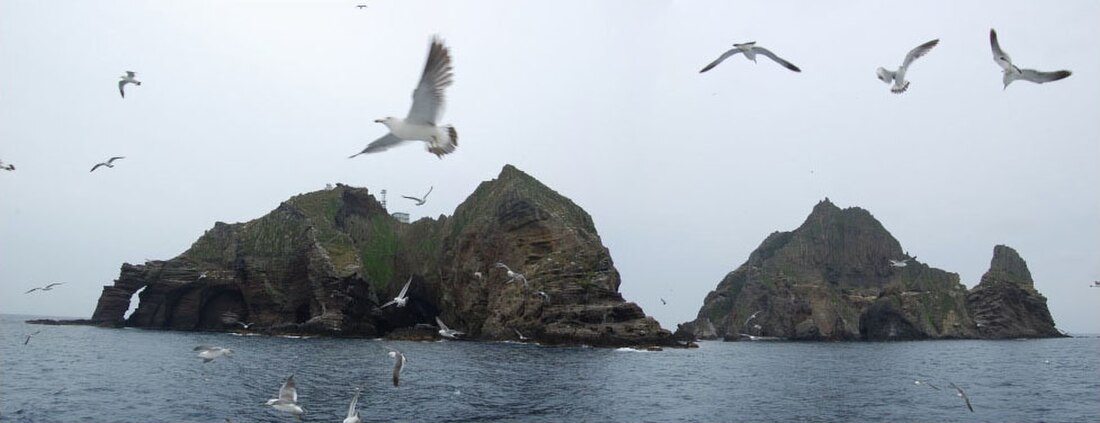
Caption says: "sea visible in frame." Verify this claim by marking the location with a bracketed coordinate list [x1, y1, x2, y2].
[2, 314, 1097, 423]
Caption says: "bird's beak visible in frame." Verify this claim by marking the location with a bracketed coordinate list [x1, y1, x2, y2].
[374, 119, 383, 123]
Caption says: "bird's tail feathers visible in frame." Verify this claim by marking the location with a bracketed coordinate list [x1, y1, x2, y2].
[891, 81, 910, 94]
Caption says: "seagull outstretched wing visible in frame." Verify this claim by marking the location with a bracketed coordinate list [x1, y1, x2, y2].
[753, 47, 801, 72]
[699, 48, 744, 73]
[406, 37, 453, 125]
[350, 133, 403, 158]
[902, 39, 939, 68]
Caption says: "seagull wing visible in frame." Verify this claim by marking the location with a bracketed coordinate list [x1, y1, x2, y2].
[392, 352, 405, 386]
[107, 157, 125, 164]
[1018, 69, 1071, 84]
[401, 195, 421, 202]
[752, 47, 801, 72]
[423, 186, 433, 200]
[380, 300, 396, 309]
[397, 276, 412, 298]
[346, 390, 360, 419]
[44, 282, 64, 289]
[902, 39, 939, 68]
[279, 375, 298, 403]
[24, 287, 41, 294]
[950, 383, 973, 412]
[349, 133, 405, 158]
[435, 316, 450, 331]
[90, 163, 106, 172]
[989, 29, 1014, 71]
[699, 48, 743, 73]
[118, 80, 127, 98]
[406, 36, 453, 125]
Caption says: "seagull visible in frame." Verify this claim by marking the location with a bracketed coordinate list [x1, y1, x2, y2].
[350, 36, 458, 159]
[265, 375, 305, 417]
[402, 186, 433, 206]
[435, 316, 464, 339]
[473, 271, 483, 281]
[889, 259, 911, 268]
[193, 345, 233, 363]
[380, 276, 413, 308]
[700, 41, 801, 73]
[494, 263, 528, 286]
[198, 271, 208, 280]
[876, 39, 939, 94]
[342, 388, 362, 423]
[24, 282, 64, 294]
[90, 156, 125, 172]
[0, 159, 13, 171]
[1090, 281, 1099, 288]
[660, 298, 667, 305]
[514, 328, 529, 341]
[355, 4, 367, 8]
[743, 310, 763, 328]
[118, 71, 141, 98]
[914, 379, 941, 390]
[534, 291, 550, 303]
[23, 330, 41, 345]
[221, 312, 254, 329]
[388, 348, 407, 387]
[990, 29, 1071, 89]
[950, 382, 974, 412]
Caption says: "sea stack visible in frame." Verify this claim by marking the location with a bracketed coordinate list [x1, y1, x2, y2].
[966, 245, 1063, 338]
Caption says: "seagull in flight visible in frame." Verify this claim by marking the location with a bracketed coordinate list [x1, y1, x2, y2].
[90, 156, 125, 172]
[23, 330, 42, 345]
[990, 29, 1071, 89]
[660, 298, 667, 305]
[342, 388, 362, 423]
[889, 258, 912, 268]
[380, 277, 413, 308]
[473, 271, 483, 281]
[914, 379, 941, 390]
[193, 345, 233, 363]
[118, 71, 141, 98]
[402, 186, 433, 206]
[700, 41, 801, 73]
[24, 282, 64, 294]
[0, 159, 13, 171]
[220, 312, 253, 329]
[1091, 281, 1100, 288]
[950, 382, 974, 412]
[435, 316, 464, 339]
[388, 348, 407, 386]
[350, 36, 458, 158]
[514, 328, 529, 341]
[355, 4, 367, 8]
[876, 39, 939, 93]
[265, 375, 305, 417]
[494, 263, 528, 286]
[743, 310, 763, 328]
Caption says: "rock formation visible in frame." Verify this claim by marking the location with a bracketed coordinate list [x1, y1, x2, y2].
[680, 199, 1062, 341]
[966, 245, 1061, 338]
[85, 165, 671, 347]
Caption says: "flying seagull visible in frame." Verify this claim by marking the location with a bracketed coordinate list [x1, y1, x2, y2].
[193, 345, 233, 363]
[950, 382, 974, 412]
[90, 156, 125, 172]
[876, 39, 939, 93]
[473, 271, 483, 281]
[355, 4, 367, 8]
[990, 29, 1071, 89]
[402, 186, 433, 206]
[435, 316, 464, 339]
[350, 36, 458, 158]
[534, 291, 550, 303]
[24, 330, 42, 345]
[118, 71, 141, 98]
[24, 282, 64, 294]
[514, 328, 529, 341]
[342, 388, 362, 423]
[0, 159, 13, 171]
[388, 348, 407, 386]
[914, 379, 941, 390]
[380, 276, 413, 308]
[660, 298, 667, 305]
[743, 310, 763, 328]
[700, 41, 801, 73]
[494, 263, 528, 286]
[265, 375, 305, 417]
[1091, 281, 1100, 288]
[889, 258, 911, 268]
[220, 312, 253, 329]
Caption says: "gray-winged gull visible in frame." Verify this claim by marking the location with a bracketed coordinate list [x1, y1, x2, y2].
[343, 388, 362, 423]
[380, 276, 413, 308]
[193, 345, 233, 363]
[388, 348, 407, 386]
[494, 263, 528, 286]
[876, 39, 939, 93]
[990, 29, 1071, 89]
[265, 375, 305, 416]
[402, 186, 433, 206]
[950, 382, 974, 412]
[90, 156, 125, 172]
[118, 71, 141, 98]
[435, 316, 465, 339]
[24, 282, 64, 294]
[700, 42, 801, 73]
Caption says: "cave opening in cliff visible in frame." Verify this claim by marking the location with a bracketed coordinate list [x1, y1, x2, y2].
[123, 286, 146, 320]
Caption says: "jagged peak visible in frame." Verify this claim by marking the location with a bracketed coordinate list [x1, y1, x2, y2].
[978, 244, 1035, 290]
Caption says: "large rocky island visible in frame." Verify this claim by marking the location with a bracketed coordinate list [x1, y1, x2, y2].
[79, 165, 673, 347]
[679, 199, 1063, 341]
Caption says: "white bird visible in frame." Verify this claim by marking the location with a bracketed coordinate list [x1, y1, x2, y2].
[473, 271, 483, 281]
[876, 39, 939, 94]
[350, 36, 458, 158]
[23, 330, 42, 345]
[990, 29, 1071, 89]
[700, 41, 801, 73]
[219, 311, 252, 329]
[743, 310, 762, 328]
[494, 263, 528, 286]
[193, 345, 233, 363]
[514, 328, 529, 341]
[118, 71, 141, 98]
[24, 282, 64, 294]
[914, 379, 941, 390]
[380, 276, 413, 308]
[90, 156, 125, 172]
[402, 186, 433, 206]
[198, 271, 208, 280]
[435, 316, 464, 339]
[388, 349, 407, 387]
[889, 259, 911, 268]
[342, 388, 362, 423]
[950, 382, 974, 413]
[265, 375, 305, 417]
[0, 159, 14, 171]
[534, 291, 550, 303]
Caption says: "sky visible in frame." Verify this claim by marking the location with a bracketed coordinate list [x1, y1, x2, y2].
[1, 0, 1097, 334]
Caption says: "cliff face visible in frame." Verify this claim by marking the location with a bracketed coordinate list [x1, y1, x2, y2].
[966, 245, 1061, 339]
[681, 199, 1060, 341]
[89, 165, 670, 347]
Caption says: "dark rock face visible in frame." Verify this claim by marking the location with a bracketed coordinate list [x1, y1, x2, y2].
[681, 199, 1060, 341]
[966, 245, 1062, 339]
[85, 165, 671, 347]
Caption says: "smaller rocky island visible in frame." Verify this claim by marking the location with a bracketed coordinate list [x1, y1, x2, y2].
[62, 165, 674, 348]
[678, 199, 1064, 342]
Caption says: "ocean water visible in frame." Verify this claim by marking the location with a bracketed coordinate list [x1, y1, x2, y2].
[1, 314, 1097, 423]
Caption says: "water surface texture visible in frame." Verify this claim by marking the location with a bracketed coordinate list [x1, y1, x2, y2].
[2, 315, 1097, 422]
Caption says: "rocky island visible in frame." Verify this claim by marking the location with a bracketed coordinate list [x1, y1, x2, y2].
[75, 165, 673, 347]
[678, 199, 1063, 341]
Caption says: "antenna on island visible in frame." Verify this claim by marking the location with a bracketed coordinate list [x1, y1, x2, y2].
[380, 189, 387, 210]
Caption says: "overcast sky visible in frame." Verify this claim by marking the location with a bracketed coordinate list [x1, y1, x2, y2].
[2, 0, 1097, 334]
